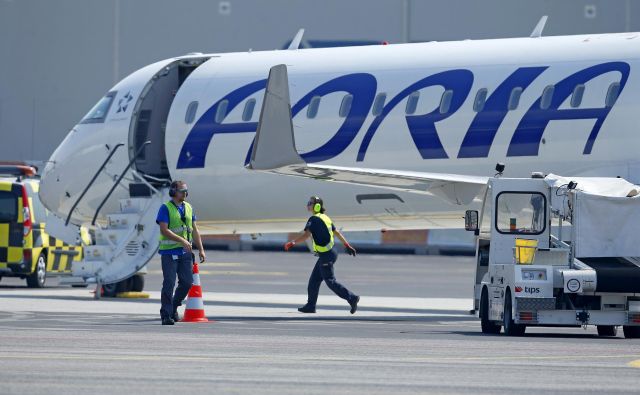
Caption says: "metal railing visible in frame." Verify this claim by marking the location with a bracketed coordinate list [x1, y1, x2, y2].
[130, 169, 169, 196]
[66, 143, 124, 226]
[91, 141, 152, 225]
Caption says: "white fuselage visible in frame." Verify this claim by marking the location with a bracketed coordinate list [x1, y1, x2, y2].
[40, 33, 640, 234]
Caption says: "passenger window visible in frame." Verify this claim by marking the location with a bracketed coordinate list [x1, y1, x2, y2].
[508, 87, 522, 111]
[307, 96, 321, 119]
[372, 93, 386, 116]
[339, 94, 353, 118]
[242, 98, 256, 121]
[605, 82, 621, 107]
[570, 85, 585, 108]
[184, 101, 198, 124]
[540, 85, 554, 110]
[473, 88, 488, 112]
[439, 90, 453, 114]
[405, 91, 420, 115]
[215, 100, 229, 123]
[495, 192, 546, 235]
[80, 91, 116, 124]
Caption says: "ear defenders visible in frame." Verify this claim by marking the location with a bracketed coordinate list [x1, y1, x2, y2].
[308, 196, 323, 213]
[169, 183, 188, 197]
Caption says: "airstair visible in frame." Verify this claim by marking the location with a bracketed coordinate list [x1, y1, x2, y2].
[48, 141, 168, 298]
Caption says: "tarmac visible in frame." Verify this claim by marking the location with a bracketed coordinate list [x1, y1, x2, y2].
[0, 250, 638, 394]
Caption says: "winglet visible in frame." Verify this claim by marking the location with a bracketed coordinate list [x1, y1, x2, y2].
[287, 29, 305, 50]
[246, 64, 305, 170]
[530, 15, 548, 38]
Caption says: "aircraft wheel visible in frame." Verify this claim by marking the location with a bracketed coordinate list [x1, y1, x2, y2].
[131, 274, 144, 292]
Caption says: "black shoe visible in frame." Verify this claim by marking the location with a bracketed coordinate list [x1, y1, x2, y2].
[161, 317, 175, 325]
[349, 296, 360, 314]
[172, 310, 180, 322]
[298, 304, 316, 313]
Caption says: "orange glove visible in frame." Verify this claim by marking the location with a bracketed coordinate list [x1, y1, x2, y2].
[284, 241, 295, 251]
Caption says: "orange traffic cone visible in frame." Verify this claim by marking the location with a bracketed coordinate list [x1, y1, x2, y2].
[181, 263, 210, 322]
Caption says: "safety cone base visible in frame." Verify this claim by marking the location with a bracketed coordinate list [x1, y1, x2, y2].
[180, 314, 209, 323]
[181, 262, 212, 323]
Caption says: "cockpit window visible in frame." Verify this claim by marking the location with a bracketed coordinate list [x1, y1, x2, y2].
[80, 91, 116, 124]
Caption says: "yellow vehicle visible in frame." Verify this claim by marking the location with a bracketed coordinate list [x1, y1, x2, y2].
[0, 164, 85, 287]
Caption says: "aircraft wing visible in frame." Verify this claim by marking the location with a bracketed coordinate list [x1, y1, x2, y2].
[246, 64, 488, 206]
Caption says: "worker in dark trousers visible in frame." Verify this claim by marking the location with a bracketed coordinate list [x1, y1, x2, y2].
[284, 196, 360, 314]
[156, 180, 206, 325]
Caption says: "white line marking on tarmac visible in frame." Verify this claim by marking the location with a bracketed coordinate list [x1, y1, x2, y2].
[1, 351, 638, 365]
[199, 262, 250, 267]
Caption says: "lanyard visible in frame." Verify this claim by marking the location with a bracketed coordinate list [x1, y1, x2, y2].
[170, 201, 188, 226]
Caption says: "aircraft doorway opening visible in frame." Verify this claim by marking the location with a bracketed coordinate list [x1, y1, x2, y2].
[129, 57, 210, 182]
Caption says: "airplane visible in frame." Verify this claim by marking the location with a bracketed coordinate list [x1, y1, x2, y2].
[39, 19, 640, 240]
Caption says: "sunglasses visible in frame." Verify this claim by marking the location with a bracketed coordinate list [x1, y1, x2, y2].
[177, 188, 188, 193]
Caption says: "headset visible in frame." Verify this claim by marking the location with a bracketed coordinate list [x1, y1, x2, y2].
[308, 196, 323, 213]
[169, 181, 188, 198]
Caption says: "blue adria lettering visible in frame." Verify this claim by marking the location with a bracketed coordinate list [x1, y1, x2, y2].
[176, 62, 629, 169]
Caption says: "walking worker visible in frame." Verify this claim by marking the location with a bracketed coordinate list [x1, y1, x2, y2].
[156, 180, 206, 325]
[284, 196, 360, 314]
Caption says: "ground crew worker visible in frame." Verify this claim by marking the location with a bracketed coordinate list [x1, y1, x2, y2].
[284, 196, 360, 314]
[156, 180, 206, 325]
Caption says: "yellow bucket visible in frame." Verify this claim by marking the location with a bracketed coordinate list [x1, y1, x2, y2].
[514, 238, 538, 265]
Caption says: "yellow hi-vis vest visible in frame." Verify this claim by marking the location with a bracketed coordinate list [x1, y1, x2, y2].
[312, 213, 334, 253]
[159, 201, 193, 250]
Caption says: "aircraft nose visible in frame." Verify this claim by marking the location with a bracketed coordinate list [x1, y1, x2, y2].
[39, 145, 66, 216]
[39, 126, 84, 218]
[39, 122, 133, 225]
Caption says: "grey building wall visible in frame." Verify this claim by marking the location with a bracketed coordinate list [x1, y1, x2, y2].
[0, 0, 637, 163]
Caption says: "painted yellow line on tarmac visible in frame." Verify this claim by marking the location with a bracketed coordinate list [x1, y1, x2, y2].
[628, 359, 640, 368]
[115, 292, 150, 299]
